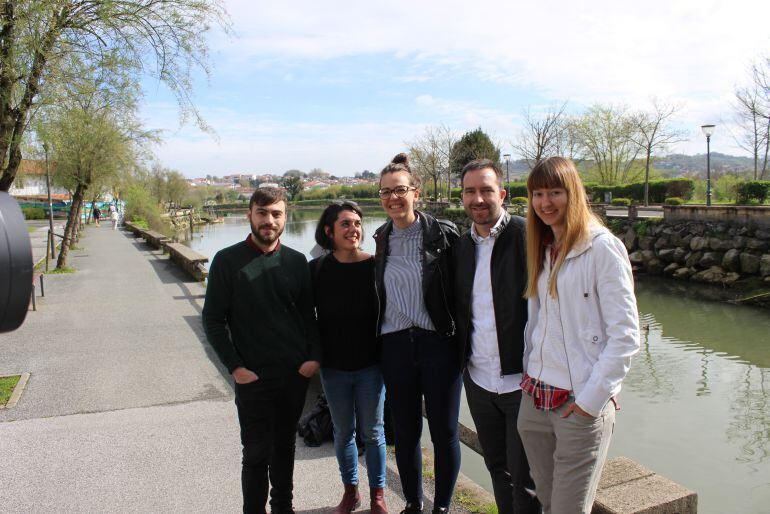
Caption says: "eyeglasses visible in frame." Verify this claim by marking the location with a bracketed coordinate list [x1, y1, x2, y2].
[378, 186, 416, 199]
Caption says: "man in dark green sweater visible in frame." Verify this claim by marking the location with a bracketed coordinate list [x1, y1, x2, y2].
[202, 187, 321, 514]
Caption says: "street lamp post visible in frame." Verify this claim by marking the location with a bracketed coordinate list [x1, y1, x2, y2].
[503, 153, 511, 205]
[701, 124, 716, 207]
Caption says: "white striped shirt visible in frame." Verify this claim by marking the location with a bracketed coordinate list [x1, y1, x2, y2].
[381, 216, 435, 335]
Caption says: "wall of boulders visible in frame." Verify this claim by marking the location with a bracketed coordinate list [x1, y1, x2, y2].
[613, 219, 770, 287]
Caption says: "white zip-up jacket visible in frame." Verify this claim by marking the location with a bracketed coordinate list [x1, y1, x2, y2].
[523, 226, 640, 417]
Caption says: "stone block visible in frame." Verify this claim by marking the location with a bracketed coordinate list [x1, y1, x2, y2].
[722, 272, 740, 286]
[760, 254, 770, 277]
[709, 237, 733, 251]
[755, 228, 770, 240]
[732, 236, 747, 249]
[593, 457, 697, 514]
[685, 251, 702, 268]
[746, 238, 768, 251]
[647, 258, 664, 274]
[673, 267, 695, 280]
[672, 247, 687, 264]
[654, 236, 669, 250]
[639, 237, 655, 251]
[699, 252, 723, 267]
[658, 248, 676, 263]
[681, 234, 693, 247]
[722, 249, 741, 271]
[689, 236, 708, 251]
[628, 251, 644, 266]
[623, 228, 638, 252]
[740, 253, 760, 274]
[692, 266, 725, 284]
[663, 263, 679, 275]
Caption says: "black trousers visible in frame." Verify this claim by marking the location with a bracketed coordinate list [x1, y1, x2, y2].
[381, 328, 463, 508]
[234, 374, 309, 514]
[464, 372, 541, 514]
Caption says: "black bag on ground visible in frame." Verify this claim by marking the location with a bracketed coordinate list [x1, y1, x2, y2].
[297, 393, 334, 447]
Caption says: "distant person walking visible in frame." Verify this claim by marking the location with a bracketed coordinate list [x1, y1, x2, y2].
[110, 207, 119, 230]
[93, 206, 101, 226]
[309, 201, 387, 514]
[202, 187, 321, 514]
[517, 157, 640, 514]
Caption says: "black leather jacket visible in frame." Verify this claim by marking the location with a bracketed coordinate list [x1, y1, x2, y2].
[453, 212, 528, 375]
[373, 211, 459, 338]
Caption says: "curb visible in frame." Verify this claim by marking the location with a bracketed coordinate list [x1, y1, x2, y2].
[0, 372, 31, 409]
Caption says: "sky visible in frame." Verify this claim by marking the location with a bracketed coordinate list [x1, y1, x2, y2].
[140, 0, 770, 178]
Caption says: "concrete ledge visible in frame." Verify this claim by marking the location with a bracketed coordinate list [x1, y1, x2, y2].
[593, 457, 697, 514]
[664, 205, 770, 227]
[0, 372, 31, 409]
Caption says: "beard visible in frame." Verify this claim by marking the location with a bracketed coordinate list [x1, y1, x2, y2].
[470, 202, 502, 226]
[250, 222, 284, 246]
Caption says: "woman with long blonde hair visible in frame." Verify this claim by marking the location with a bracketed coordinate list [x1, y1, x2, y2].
[517, 157, 640, 514]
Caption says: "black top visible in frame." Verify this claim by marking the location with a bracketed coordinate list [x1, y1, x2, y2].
[202, 239, 321, 378]
[310, 254, 380, 371]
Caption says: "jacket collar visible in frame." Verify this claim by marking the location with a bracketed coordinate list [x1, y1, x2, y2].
[470, 210, 510, 244]
[564, 224, 609, 260]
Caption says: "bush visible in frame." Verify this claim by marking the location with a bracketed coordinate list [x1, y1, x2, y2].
[611, 198, 632, 207]
[736, 181, 770, 204]
[589, 178, 695, 203]
[510, 197, 528, 205]
[664, 197, 684, 206]
[22, 207, 46, 220]
[503, 182, 528, 198]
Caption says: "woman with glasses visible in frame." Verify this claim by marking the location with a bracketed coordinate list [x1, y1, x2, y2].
[517, 157, 640, 513]
[309, 201, 387, 514]
[374, 153, 461, 514]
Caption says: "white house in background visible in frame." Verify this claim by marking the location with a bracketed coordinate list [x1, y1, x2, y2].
[258, 182, 281, 189]
[9, 159, 70, 201]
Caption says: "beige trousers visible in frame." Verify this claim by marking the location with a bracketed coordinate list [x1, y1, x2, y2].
[517, 393, 615, 514]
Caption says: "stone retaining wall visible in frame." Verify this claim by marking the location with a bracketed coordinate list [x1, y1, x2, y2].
[613, 218, 770, 287]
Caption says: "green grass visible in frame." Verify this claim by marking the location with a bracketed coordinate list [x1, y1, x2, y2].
[47, 266, 76, 274]
[27, 226, 37, 233]
[453, 490, 498, 514]
[0, 375, 21, 406]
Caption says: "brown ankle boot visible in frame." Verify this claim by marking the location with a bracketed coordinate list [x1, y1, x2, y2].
[370, 487, 388, 514]
[332, 484, 360, 514]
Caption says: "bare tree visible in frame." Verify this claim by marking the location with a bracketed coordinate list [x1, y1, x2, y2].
[734, 59, 770, 180]
[631, 100, 686, 205]
[406, 124, 457, 200]
[512, 102, 568, 169]
[572, 104, 643, 185]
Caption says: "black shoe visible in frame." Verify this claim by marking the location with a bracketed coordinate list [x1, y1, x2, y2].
[432, 508, 449, 514]
[400, 501, 423, 514]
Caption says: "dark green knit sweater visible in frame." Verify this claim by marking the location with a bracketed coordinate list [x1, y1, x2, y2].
[202, 239, 321, 379]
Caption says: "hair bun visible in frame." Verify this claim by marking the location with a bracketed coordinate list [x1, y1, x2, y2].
[391, 153, 409, 165]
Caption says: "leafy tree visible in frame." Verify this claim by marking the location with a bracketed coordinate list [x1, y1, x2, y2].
[283, 169, 306, 178]
[0, 0, 229, 191]
[572, 104, 643, 185]
[282, 175, 303, 200]
[450, 128, 500, 180]
[407, 125, 457, 199]
[308, 168, 329, 179]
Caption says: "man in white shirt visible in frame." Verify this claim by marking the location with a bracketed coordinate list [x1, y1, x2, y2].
[452, 159, 540, 514]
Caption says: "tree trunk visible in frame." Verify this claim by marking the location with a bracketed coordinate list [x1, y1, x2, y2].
[644, 149, 652, 206]
[57, 184, 85, 269]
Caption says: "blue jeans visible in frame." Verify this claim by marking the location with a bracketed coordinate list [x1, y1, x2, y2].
[321, 365, 387, 489]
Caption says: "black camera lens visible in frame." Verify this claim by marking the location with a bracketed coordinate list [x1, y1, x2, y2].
[0, 191, 33, 333]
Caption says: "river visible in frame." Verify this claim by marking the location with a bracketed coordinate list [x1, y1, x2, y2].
[183, 210, 770, 513]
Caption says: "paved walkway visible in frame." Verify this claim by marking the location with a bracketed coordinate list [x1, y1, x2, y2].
[0, 223, 471, 513]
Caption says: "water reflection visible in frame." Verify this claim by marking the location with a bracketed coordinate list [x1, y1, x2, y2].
[727, 366, 769, 467]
